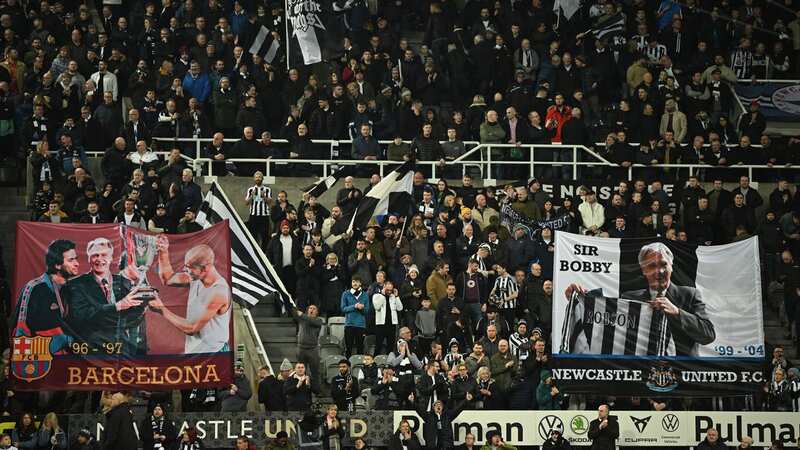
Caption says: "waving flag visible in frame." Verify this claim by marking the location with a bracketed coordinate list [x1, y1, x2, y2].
[248, 25, 281, 63]
[196, 182, 292, 307]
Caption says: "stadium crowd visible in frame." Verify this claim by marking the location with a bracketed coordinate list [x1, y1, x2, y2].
[1, 0, 800, 446]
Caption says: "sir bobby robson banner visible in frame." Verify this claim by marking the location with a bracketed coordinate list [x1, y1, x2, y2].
[11, 222, 234, 390]
[552, 232, 765, 396]
[394, 411, 800, 447]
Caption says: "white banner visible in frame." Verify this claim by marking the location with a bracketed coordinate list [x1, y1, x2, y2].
[393, 411, 800, 447]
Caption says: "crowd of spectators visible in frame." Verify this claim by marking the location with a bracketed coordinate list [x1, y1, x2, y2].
[250, 170, 800, 420]
[1, 0, 800, 446]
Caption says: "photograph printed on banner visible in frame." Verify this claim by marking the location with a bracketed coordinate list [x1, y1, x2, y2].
[10, 222, 234, 391]
[552, 233, 765, 395]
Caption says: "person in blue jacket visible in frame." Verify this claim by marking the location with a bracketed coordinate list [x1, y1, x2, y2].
[340, 277, 370, 357]
[182, 62, 211, 104]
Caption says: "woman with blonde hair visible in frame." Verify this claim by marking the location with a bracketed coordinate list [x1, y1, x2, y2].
[30, 140, 55, 187]
[321, 404, 345, 450]
[476, 366, 502, 409]
[321, 252, 346, 317]
[37, 412, 67, 450]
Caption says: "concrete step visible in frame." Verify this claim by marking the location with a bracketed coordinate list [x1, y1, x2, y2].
[254, 317, 296, 338]
[251, 301, 281, 318]
[264, 342, 299, 360]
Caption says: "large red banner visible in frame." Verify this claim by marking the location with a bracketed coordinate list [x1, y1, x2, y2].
[11, 221, 234, 390]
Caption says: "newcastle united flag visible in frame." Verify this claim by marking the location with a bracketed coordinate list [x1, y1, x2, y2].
[339, 161, 415, 233]
[302, 166, 354, 199]
[248, 26, 281, 63]
[196, 182, 292, 307]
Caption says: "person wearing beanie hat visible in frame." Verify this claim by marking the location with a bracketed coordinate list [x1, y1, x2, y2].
[71, 428, 97, 450]
[509, 320, 531, 361]
[542, 423, 571, 450]
[536, 369, 563, 410]
[265, 430, 293, 450]
[220, 359, 253, 412]
[140, 403, 176, 450]
[482, 430, 518, 449]
[400, 264, 424, 330]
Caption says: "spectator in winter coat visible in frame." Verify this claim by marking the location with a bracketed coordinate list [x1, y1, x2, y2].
[140, 405, 176, 450]
[348, 239, 378, 284]
[695, 428, 728, 449]
[292, 304, 324, 391]
[103, 393, 139, 450]
[489, 339, 517, 396]
[588, 405, 619, 450]
[340, 277, 370, 356]
[284, 362, 316, 411]
[258, 365, 286, 412]
[536, 370, 563, 410]
[220, 361, 253, 411]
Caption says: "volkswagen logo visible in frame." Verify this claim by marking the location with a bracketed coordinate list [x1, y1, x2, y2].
[538, 415, 564, 440]
[662, 414, 679, 432]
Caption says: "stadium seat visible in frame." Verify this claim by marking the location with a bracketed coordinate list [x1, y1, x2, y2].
[373, 354, 388, 368]
[363, 334, 375, 355]
[327, 316, 346, 344]
[319, 335, 344, 360]
[318, 317, 328, 337]
[349, 354, 365, 373]
[361, 387, 375, 409]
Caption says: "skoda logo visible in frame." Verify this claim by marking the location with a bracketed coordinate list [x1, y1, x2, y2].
[662, 414, 680, 432]
[570, 415, 589, 435]
[538, 415, 564, 440]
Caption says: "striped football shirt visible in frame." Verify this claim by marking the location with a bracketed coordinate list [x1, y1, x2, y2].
[560, 292, 676, 356]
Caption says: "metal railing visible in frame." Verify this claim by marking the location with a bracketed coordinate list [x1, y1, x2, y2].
[35, 137, 798, 186]
[150, 138, 796, 184]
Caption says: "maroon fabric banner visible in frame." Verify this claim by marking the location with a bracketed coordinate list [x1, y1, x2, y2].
[11, 221, 233, 390]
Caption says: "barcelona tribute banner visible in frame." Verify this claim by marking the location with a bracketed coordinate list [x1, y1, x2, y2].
[11, 222, 234, 390]
[552, 233, 765, 396]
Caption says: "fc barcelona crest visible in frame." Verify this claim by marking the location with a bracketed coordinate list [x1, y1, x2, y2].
[11, 336, 53, 382]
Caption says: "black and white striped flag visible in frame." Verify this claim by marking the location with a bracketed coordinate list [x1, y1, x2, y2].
[248, 25, 280, 63]
[561, 292, 676, 356]
[344, 161, 415, 233]
[302, 166, 354, 199]
[196, 182, 291, 307]
[584, 12, 626, 46]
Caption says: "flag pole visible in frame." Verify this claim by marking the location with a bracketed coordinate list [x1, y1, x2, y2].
[399, 213, 408, 239]
[284, 0, 290, 71]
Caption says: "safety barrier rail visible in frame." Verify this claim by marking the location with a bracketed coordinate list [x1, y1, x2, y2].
[147, 138, 795, 185]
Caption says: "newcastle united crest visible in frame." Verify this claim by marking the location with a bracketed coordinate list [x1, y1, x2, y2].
[12, 336, 53, 382]
[645, 362, 679, 393]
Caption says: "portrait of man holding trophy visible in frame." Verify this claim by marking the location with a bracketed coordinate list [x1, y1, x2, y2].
[149, 235, 232, 354]
[62, 234, 152, 356]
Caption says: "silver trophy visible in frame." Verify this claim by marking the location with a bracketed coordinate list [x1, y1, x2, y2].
[123, 227, 159, 291]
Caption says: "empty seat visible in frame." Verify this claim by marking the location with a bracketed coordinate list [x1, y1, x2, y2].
[373, 354, 388, 368]
[327, 316, 346, 325]
[328, 323, 345, 345]
[319, 335, 344, 362]
[349, 354, 365, 369]
[362, 334, 375, 355]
